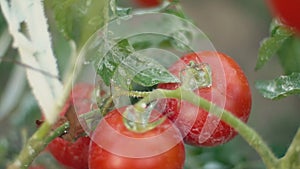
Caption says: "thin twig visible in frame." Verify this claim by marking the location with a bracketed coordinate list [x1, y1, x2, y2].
[0, 57, 60, 80]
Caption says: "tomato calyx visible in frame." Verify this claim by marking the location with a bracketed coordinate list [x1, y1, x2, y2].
[180, 61, 212, 90]
[122, 105, 167, 133]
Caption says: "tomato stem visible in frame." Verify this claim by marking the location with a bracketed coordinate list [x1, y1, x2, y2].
[6, 74, 73, 169]
[7, 77, 72, 169]
[45, 122, 70, 144]
[7, 121, 70, 169]
[134, 87, 279, 169]
[112, 85, 152, 98]
[98, 96, 114, 116]
[279, 127, 300, 168]
[122, 107, 167, 133]
[7, 122, 51, 169]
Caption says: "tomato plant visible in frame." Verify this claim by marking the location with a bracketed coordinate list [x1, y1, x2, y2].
[158, 51, 252, 146]
[267, 0, 300, 34]
[88, 107, 185, 169]
[0, 1, 299, 169]
[47, 83, 94, 169]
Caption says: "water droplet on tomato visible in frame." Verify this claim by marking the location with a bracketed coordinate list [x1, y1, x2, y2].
[180, 62, 212, 90]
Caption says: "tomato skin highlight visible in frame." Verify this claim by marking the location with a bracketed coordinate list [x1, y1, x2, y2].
[158, 51, 252, 147]
[88, 107, 185, 169]
[47, 83, 94, 169]
[267, 0, 300, 34]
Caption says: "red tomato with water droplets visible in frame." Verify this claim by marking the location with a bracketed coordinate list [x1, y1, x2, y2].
[47, 136, 90, 169]
[158, 51, 252, 147]
[267, 0, 300, 34]
[88, 106, 185, 169]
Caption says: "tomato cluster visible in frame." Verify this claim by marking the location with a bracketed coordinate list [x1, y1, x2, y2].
[47, 51, 251, 168]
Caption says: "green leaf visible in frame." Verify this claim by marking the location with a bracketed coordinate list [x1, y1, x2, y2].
[255, 25, 293, 70]
[255, 73, 300, 100]
[48, 0, 106, 46]
[278, 36, 300, 74]
[115, 54, 180, 87]
[96, 39, 179, 87]
[97, 39, 133, 86]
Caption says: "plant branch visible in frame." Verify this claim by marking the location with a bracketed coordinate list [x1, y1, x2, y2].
[284, 127, 300, 159]
[112, 86, 151, 98]
[7, 122, 51, 169]
[0, 57, 60, 80]
[45, 122, 70, 145]
[134, 88, 278, 168]
[7, 121, 69, 169]
[6, 80, 71, 168]
[280, 127, 300, 169]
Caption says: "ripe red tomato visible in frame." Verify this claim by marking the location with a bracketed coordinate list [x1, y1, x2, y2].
[267, 0, 300, 33]
[47, 83, 95, 169]
[134, 0, 162, 8]
[47, 136, 90, 169]
[88, 107, 185, 169]
[158, 51, 252, 147]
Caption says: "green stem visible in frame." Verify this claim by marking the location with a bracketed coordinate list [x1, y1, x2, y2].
[279, 128, 300, 169]
[7, 122, 51, 169]
[45, 122, 70, 145]
[99, 96, 114, 116]
[135, 88, 278, 168]
[7, 122, 69, 169]
[113, 86, 151, 98]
